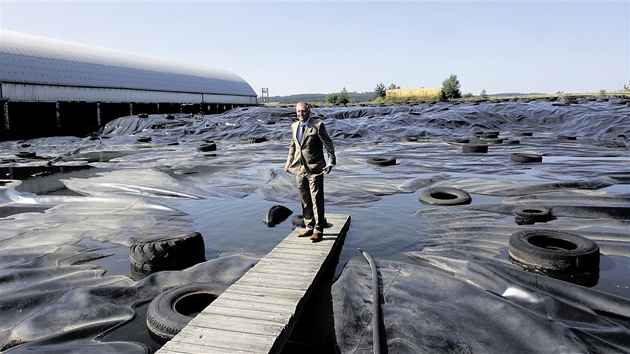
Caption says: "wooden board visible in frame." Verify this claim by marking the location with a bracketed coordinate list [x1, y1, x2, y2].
[156, 213, 351, 354]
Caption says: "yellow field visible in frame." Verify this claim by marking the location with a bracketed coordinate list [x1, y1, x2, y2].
[386, 88, 441, 101]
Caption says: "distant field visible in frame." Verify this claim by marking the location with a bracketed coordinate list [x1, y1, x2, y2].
[265, 92, 376, 105]
[263, 91, 629, 106]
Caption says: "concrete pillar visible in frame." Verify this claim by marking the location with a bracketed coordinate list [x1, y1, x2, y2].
[55, 102, 61, 128]
[3, 101, 9, 130]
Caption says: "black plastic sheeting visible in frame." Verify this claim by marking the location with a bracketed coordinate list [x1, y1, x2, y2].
[333, 258, 630, 353]
[0, 97, 629, 353]
[0, 254, 258, 353]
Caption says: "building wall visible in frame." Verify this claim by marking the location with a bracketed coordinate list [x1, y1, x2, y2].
[0, 30, 258, 140]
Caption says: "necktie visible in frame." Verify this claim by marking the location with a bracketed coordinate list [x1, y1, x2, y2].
[298, 123, 306, 142]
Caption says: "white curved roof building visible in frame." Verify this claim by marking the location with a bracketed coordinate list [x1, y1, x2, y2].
[0, 29, 258, 105]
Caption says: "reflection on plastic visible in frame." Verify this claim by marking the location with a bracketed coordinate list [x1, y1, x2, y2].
[502, 287, 540, 304]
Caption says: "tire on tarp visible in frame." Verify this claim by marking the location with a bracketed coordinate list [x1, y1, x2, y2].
[461, 144, 488, 153]
[147, 283, 221, 340]
[508, 229, 599, 272]
[480, 132, 499, 139]
[419, 187, 472, 206]
[503, 139, 520, 145]
[197, 143, 217, 152]
[516, 131, 533, 136]
[15, 151, 37, 158]
[471, 131, 498, 138]
[247, 137, 267, 143]
[510, 153, 542, 163]
[130, 232, 206, 279]
[514, 206, 553, 225]
[262, 205, 293, 227]
[367, 156, 396, 166]
[483, 138, 504, 145]
[292, 214, 305, 228]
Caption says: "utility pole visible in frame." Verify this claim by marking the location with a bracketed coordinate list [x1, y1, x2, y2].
[261, 88, 269, 104]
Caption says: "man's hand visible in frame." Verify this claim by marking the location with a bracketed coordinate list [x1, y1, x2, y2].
[323, 165, 333, 174]
[284, 163, 290, 172]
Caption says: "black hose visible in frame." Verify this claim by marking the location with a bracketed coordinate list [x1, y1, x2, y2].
[359, 248, 382, 354]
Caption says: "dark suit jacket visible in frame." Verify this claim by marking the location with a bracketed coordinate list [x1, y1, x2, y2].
[286, 118, 336, 176]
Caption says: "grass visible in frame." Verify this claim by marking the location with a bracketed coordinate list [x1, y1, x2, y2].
[262, 90, 630, 108]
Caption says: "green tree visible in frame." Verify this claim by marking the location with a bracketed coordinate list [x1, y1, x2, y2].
[388, 83, 400, 90]
[339, 87, 350, 105]
[326, 88, 350, 105]
[480, 89, 488, 99]
[326, 93, 339, 104]
[439, 74, 462, 101]
[374, 82, 386, 98]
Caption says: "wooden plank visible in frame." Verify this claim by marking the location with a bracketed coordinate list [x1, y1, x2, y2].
[156, 341, 231, 354]
[190, 313, 284, 332]
[208, 297, 297, 314]
[213, 292, 301, 308]
[267, 245, 331, 256]
[253, 256, 317, 266]
[157, 213, 350, 354]
[198, 305, 293, 323]
[192, 314, 286, 335]
[172, 330, 272, 352]
[280, 234, 338, 242]
[234, 274, 314, 291]
[258, 256, 323, 267]
[245, 262, 322, 276]
[261, 250, 324, 261]
[235, 271, 314, 286]
[217, 289, 303, 304]
[226, 283, 305, 298]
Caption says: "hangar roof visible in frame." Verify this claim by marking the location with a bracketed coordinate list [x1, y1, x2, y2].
[0, 29, 257, 98]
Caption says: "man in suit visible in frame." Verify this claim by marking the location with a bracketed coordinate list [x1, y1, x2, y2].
[284, 102, 336, 242]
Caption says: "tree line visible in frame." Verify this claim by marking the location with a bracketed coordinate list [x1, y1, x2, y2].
[265, 74, 494, 104]
[373, 75, 474, 102]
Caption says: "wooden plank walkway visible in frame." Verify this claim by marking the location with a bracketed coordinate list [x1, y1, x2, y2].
[156, 213, 351, 354]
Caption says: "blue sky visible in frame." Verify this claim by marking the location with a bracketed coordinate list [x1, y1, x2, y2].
[1, 1, 629, 96]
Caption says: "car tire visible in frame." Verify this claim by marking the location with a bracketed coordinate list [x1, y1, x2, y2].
[147, 283, 221, 340]
[508, 229, 599, 272]
[262, 205, 293, 227]
[461, 144, 488, 153]
[419, 187, 472, 206]
[367, 156, 397, 166]
[510, 153, 543, 163]
[130, 232, 206, 278]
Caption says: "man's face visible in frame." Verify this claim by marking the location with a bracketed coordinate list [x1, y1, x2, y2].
[296, 104, 310, 123]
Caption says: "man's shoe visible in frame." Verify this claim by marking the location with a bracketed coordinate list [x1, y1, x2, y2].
[310, 233, 323, 242]
[297, 229, 313, 237]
